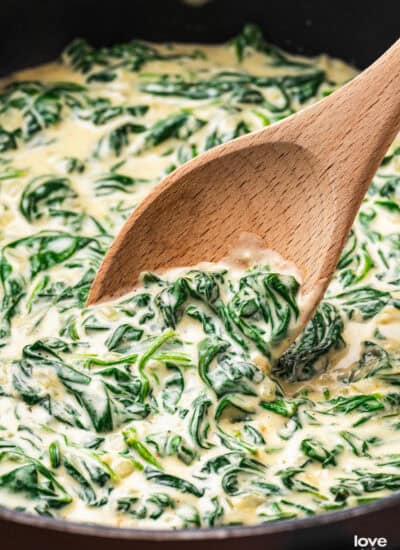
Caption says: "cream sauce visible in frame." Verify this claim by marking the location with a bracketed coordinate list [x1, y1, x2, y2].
[0, 26, 399, 529]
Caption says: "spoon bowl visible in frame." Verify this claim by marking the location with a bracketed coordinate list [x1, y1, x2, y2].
[88, 39, 400, 329]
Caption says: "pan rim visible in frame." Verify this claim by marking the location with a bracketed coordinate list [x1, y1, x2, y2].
[1, 490, 400, 540]
[0, 6, 399, 542]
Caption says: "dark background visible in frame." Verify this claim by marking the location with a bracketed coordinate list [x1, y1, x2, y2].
[0, 0, 399, 76]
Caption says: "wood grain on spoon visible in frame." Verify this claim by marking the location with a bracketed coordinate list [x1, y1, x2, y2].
[88, 39, 400, 328]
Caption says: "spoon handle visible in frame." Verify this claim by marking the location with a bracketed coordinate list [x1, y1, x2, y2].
[286, 39, 400, 208]
[248, 38, 400, 306]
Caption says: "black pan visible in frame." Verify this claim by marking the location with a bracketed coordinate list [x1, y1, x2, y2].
[0, 1, 399, 548]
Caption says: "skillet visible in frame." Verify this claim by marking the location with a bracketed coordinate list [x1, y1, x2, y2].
[0, 1, 399, 547]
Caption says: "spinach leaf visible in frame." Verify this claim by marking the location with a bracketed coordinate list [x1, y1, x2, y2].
[222, 459, 279, 496]
[63, 456, 108, 506]
[328, 394, 384, 414]
[64, 38, 204, 81]
[0, 448, 71, 509]
[331, 470, 400, 501]
[301, 438, 342, 467]
[228, 271, 299, 357]
[260, 398, 298, 417]
[0, 126, 20, 151]
[333, 287, 391, 320]
[189, 393, 213, 449]
[95, 173, 147, 195]
[348, 341, 392, 382]
[0, 81, 86, 140]
[91, 104, 148, 125]
[20, 176, 77, 221]
[105, 323, 143, 352]
[161, 365, 184, 413]
[275, 302, 344, 381]
[203, 496, 224, 526]
[123, 427, 162, 469]
[117, 492, 175, 519]
[340, 431, 373, 457]
[278, 467, 322, 498]
[145, 468, 204, 497]
[145, 431, 196, 465]
[96, 122, 145, 157]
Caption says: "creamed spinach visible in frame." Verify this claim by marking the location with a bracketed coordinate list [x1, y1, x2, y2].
[0, 25, 400, 529]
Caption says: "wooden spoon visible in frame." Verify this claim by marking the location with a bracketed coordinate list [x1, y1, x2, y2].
[88, 40, 400, 329]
